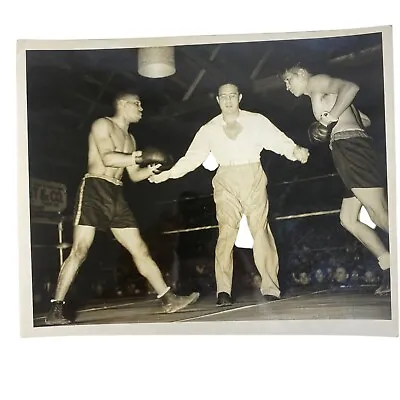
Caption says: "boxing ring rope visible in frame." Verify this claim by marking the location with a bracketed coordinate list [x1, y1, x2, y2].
[160, 172, 342, 235]
[162, 209, 341, 235]
[159, 170, 376, 237]
[156, 173, 340, 205]
[271, 173, 339, 187]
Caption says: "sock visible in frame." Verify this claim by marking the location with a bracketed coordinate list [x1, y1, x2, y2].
[157, 286, 171, 299]
[51, 299, 65, 304]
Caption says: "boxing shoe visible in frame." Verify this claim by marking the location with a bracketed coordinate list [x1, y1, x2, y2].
[44, 300, 72, 325]
[375, 269, 391, 295]
[161, 290, 200, 313]
[216, 292, 233, 306]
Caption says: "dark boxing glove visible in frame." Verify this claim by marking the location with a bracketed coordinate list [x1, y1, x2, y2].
[137, 146, 174, 173]
[308, 120, 338, 144]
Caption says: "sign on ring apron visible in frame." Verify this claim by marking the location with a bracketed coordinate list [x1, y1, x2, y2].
[30, 177, 67, 214]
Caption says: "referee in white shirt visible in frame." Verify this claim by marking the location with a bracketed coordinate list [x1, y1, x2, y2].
[150, 83, 309, 305]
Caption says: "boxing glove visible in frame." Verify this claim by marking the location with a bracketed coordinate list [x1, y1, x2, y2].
[137, 146, 174, 173]
[308, 120, 338, 144]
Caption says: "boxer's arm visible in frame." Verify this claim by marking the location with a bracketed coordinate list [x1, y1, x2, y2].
[308, 74, 360, 122]
[128, 164, 161, 182]
[92, 118, 140, 167]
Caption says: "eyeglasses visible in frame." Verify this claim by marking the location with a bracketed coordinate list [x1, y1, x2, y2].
[218, 93, 239, 100]
[125, 100, 142, 107]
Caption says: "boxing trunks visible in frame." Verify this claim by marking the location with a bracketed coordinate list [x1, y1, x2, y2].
[73, 173, 138, 230]
[330, 130, 385, 198]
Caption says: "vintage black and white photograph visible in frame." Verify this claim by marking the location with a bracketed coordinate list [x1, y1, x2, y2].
[17, 25, 398, 337]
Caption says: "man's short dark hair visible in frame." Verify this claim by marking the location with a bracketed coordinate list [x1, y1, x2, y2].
[281, 63, 313, 80]
[217, 82, 241, 96]
[113, 91, 139, 109]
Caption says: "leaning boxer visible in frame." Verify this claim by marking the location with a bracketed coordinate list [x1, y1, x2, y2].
[282, 65, 391, 295]
[45, 92, 199, 325]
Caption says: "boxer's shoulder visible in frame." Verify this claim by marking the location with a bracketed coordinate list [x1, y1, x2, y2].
[90, 117, 114, 133]
[94, 116, 113, 126]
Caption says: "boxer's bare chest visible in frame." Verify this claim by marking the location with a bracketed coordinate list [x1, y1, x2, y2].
[109, 124, 133, 153]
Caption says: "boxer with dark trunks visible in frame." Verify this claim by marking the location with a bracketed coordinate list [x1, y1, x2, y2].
[282, 65, 391, 295]
[45, 92, 199, 325]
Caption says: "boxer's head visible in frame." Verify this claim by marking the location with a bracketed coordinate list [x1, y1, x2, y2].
[282, 66, 310, 97]
[216, 83, 242, 115]
[114, 92, 143, 122]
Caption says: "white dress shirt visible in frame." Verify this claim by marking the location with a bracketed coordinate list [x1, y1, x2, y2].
[169, 109, 298, 179]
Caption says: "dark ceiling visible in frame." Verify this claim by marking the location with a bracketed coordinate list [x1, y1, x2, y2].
[25, 31, 387, 225]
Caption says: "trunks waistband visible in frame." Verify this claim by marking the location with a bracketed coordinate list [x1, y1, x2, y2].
[84, 173, 123, 186]
[330, 129, 370, 150]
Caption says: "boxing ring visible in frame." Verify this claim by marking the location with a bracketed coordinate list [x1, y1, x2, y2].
[30, 172, 392, 328]
[33, 286, 391, 327]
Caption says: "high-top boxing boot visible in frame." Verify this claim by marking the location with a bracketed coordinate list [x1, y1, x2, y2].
[44, 300, 71, 325]
[160, 290, 200, 313]
[375, 269, 391, 295]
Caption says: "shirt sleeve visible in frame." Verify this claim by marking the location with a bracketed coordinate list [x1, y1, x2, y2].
[169, 126, 211, 179]
[257, 114, 297, 161]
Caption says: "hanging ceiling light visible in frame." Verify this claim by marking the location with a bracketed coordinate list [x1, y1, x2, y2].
[138, 46, 176, 78]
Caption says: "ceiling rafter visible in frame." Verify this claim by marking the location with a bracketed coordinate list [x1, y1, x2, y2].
[182, 45, 221, 101]
[77, 71, 116, 129]
[179, 47, 226, 83]
[250, 46, 275, 80]
[169, 75, 189, 91]
[160, 92, 216, 118]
